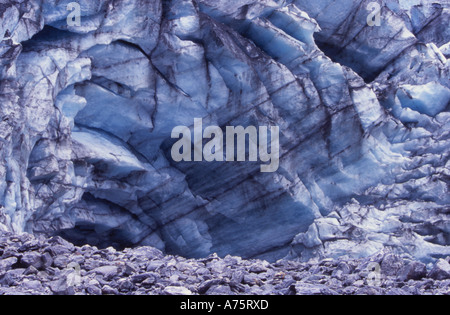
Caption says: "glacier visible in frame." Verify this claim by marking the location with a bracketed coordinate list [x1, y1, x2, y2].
[0, 0, 449, 263]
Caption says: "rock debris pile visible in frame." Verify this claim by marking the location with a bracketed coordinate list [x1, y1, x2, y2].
[1, 232, 449, 295]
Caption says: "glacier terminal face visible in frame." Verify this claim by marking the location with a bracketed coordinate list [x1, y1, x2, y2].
[0, 0, 449, 263]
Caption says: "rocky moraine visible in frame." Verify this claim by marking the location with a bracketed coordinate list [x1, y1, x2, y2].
[1, 232, 449, 295]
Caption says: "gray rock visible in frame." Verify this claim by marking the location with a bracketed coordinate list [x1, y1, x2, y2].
[48, 278, 75, 295]
[41, 252, 53, 270]
[342, 286, 358, 295]
[118, 279, 135, 293]
[438, 280, 450, 289]
[353, 280, 366, 288]
[130, 247, 164, 261]
[0, 257, 18, 272]
[24, 266, 39, 276]
[89, 266, 119, 281]
[229, 281, 246, 294]
[163, 286, 192, 296]
[102, 285, 119, 295]
[334, 261, 353, 275]
[386, 288, 411, 296]
[243, 274, 261, 286]
[86, 283, 102, 295]
[82, 259, 102, 272]
[355, 287, 384, 296]
[18, 240, 41, 253]
[402, 286, 421, 296]
[343, 273, 362, 287]
[146, 261, 165, 272]
[398, 262, 427, 282]
[231, 270, 245, 284]
[20, 252, 43, 270]
[417, 279, 434, 291]
[142, 276, 158, 289]
[1, 247, 21, 259]
[249, 263, 268, 274]
[198, 279, 225, 295]
[294, 282, 338, 295]
[0, 269, 26, 286]
[206, 285, 235, 295]
[381, 254, 405, 277]
[53, 255, 70, 269]
[207, 260, 229, 275]
[45, 245, 73, 257]
[131, 272, 159, 284]
[1, 289, 29, 296]
[48, 237, 75, 252]
[122, 263, 139, 277]
[196, 267, 211, 277]
[21, 279, 43, 292]
[331, 270, 345, 281]
[428, 259, 450, 281]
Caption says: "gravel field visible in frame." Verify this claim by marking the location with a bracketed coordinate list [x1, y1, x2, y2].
[1, 232, 449, 295]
